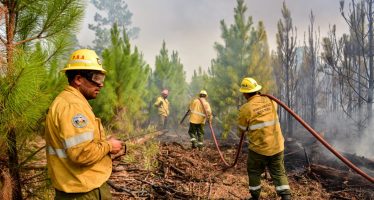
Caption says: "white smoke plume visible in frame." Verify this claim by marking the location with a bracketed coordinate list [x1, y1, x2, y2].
[319, 110, 374, 160]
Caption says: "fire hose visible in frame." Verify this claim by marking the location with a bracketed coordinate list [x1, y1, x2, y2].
[197, 98, 245, 168]
[262, 94, 374, 184]
[199, 95, 374, 183]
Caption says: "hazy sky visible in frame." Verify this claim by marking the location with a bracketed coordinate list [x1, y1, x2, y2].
[78, 0, 347, 80]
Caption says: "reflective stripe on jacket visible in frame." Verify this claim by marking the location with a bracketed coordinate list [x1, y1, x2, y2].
[154, 96, 169, 116]
[45, 86, 112, 193]
[189, 98, 212, 124]
[237, 94, 284, 156]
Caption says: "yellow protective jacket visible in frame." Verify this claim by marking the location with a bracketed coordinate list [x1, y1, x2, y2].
[154, 96, 169, 116]
[45, 86, 112, 193]
[237, 94, 284, 156]
[189, 98, 212, 124]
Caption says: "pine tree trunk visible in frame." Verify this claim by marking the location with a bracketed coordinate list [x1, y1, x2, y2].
[286, 71, 293, 137]
[5, 3, 22, 199]
[5, 5, 22, 200]
[7, 128, 22, 200]
[310, 47, 316, 127]
[367, 0, 374, 125]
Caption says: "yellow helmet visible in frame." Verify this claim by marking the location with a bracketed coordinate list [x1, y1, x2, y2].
[199, 90, 208, 96]
[239, 77, 262, 93]
[61, 49, 106, 73]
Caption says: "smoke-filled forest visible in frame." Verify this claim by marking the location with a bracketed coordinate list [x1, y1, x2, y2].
[0, 0, 373, 199]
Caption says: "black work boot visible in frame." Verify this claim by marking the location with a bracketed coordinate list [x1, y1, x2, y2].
[281, 194, 291, 200]
[248, 194, 259, 200]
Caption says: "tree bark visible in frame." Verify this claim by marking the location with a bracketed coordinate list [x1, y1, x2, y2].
[367, 0, 374, 125]
[7, 128, 22, 200]
[4, 2, 22, 199]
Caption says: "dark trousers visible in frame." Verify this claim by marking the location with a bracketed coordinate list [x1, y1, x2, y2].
[55, 182, 112, 200]
[188, 123, 204, 148]
[247, 149, 291, 199]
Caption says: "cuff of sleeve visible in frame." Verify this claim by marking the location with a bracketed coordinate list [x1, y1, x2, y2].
[107, 141, 112, 153]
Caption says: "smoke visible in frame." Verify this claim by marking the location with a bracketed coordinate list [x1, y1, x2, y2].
[353, 121, 374, 159]
[319, 110, 374, 160]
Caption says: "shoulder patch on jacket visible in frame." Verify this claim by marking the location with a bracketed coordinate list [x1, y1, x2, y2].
[72, 114, 88, 128]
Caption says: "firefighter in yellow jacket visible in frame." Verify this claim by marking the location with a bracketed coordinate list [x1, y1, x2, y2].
[45, 49, 123, 200]
[237, 77, 291, 200]
[154, 89, 169, 130]
[188, 90, 212, 149]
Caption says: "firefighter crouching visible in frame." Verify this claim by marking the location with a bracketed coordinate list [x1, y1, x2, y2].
[237, 77, 291, 200]
[45, 49, 123, 199]
[188, 90, 212, 150]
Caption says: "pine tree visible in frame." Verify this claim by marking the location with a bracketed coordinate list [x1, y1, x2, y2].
[153, 41, 174, 89]
[0, 1, 84, 199]
[190, 67, 209, 97]
[275, 1, 298, 137]
[209, 0, 273, 136]
[89, 0, 139, 54]
[248, 21, 274, 92]
[210, 0, 254, 115]
[150, 41, 188, 127]
[298, 11, 320, 127]
[168, 51, 189, 126]
[147, 41, 172, 125]
[93, 23, 150, 134]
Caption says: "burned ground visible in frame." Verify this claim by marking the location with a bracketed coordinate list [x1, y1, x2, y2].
[108, 129, 374, 200]
[7, 126, 373, 199]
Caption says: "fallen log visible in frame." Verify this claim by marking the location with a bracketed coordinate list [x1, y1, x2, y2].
[342, 153, 374, 170]
[136, 178, 193, 199]
[22, 164, 46, 170]
[285, 138, 374, 178]
[309, 164, 374, 189]
[107, 180, 138, 197]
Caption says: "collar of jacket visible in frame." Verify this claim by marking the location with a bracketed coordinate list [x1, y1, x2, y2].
[247, 94, 260, 102]
[64, 85, 92, 110]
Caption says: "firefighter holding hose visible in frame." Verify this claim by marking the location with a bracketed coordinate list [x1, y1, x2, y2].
[237, 77, 291, 200]
[188, 90, 212, 150]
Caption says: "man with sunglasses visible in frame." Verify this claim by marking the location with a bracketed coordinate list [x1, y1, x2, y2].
[45, 49, 123, 199]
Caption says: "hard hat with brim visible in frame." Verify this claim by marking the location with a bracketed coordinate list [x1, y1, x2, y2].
[239, 77, 262, 93]
[199, 90, 208, 96]
[61, 49, 107, 74]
